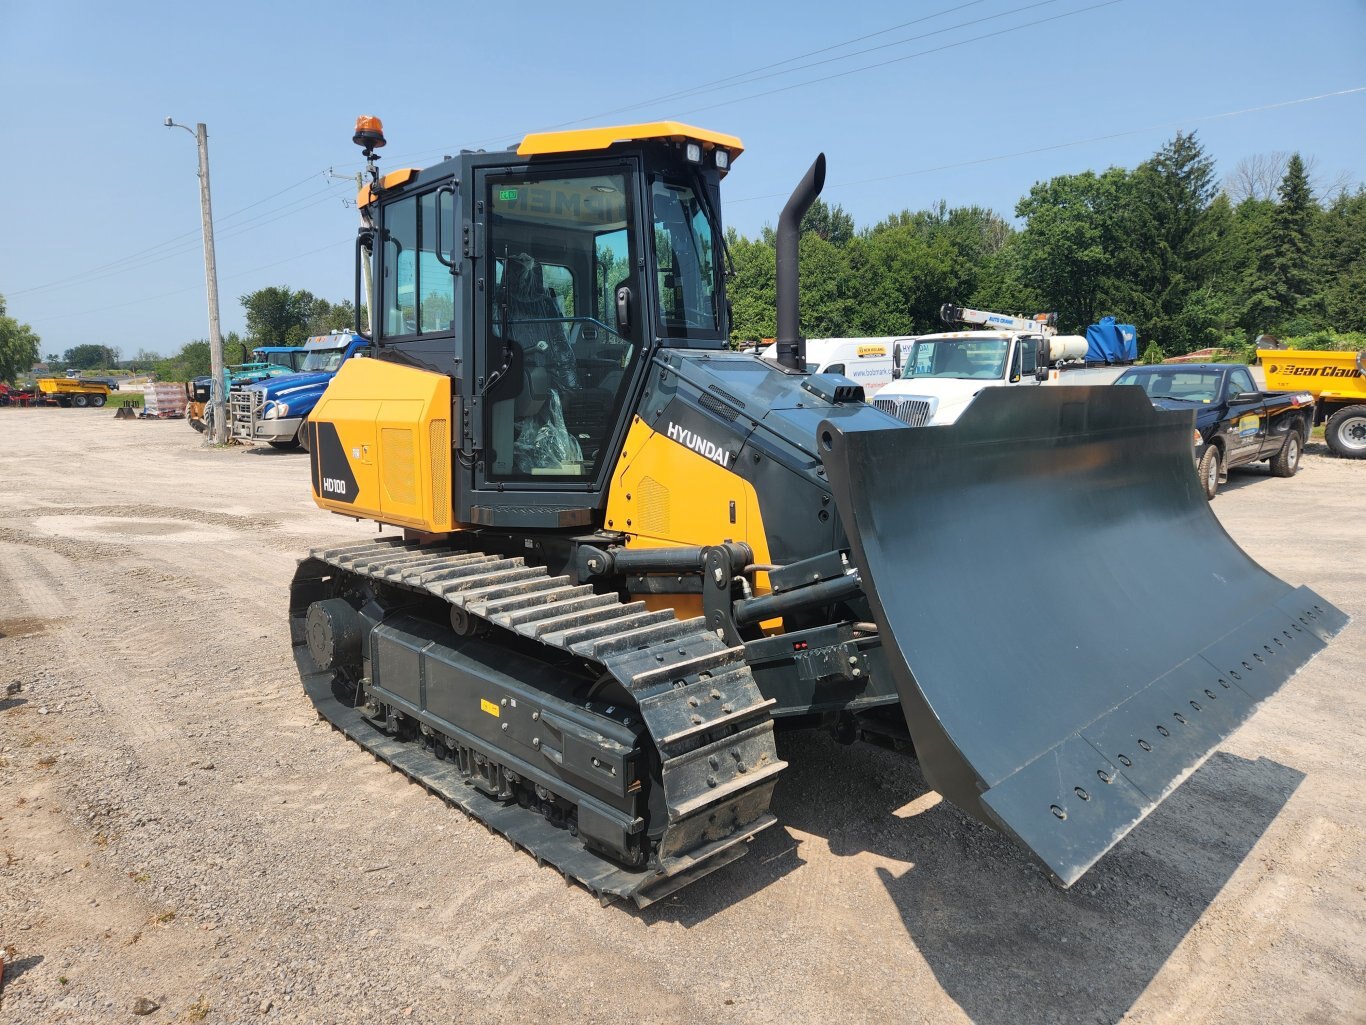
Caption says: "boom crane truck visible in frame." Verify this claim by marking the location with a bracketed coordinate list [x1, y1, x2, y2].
[288, 117, 1346, 907]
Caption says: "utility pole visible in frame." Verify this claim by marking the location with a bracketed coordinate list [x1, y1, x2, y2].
[166, 118, 228, 445]
[329, 167, 374, 335]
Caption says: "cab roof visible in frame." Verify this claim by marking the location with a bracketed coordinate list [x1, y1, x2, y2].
[517, 121, 743, 165]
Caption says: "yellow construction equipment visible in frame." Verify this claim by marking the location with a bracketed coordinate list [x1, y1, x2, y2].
[285, 117, 1347, 906]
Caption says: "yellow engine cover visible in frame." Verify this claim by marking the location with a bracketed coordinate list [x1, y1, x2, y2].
[307, 358, 454, 533]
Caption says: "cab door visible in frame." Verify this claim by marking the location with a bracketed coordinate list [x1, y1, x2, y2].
[1224, 366, 1265, 464]
[466, 160, 649, 527]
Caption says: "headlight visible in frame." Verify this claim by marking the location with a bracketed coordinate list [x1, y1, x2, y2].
[262, 401, 289, 419]
[1192, 428, 1202, 447]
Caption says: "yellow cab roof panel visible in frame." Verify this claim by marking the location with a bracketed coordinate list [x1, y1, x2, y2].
[517, 122, 744, 162]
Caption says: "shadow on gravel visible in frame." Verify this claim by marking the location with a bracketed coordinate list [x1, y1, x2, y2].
[2, 953, 45, 985]
[240, 446, 305, 457]
[649, 731, 1301, 1023]
[0, 697, 27, 712]
[883, 750, 1302, 1025]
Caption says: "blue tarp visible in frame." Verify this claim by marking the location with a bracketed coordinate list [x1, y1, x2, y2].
[1085, 317, 1138, 364]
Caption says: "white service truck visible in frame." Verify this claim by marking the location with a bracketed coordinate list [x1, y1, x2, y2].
[875, 304, 1093, 426]
[761, 337, 901, 397]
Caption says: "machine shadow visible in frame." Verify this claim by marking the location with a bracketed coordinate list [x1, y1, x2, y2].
[880, 749, 1301, 1025]
[646, 730, 1302, 1023]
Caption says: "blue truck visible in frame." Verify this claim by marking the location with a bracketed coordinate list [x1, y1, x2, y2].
[229, 332, 370, 449]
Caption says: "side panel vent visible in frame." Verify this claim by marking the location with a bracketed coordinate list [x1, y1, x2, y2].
[381, 427, 417, 505]
[639, 475, 671, 535]
[429, 419, 451, 526]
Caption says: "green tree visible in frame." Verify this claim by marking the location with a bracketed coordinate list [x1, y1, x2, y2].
[1243, 153, 1319, 332]
[1014, 168, 1131, 331]
[1318, 188, 1366, 331]
[240, 286, 313, 344]
[0, 295, 42, 383]
[62, 343, 119, 370]
[799, 200, 855, 246]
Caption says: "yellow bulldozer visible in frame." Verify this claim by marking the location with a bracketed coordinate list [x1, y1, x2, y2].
[287, 117, 1346, 906]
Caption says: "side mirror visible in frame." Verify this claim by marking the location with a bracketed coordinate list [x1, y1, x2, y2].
[1230, 391, 1261, 403]
[1035, 366, 1049, 382]
[615, 285, 633, 333]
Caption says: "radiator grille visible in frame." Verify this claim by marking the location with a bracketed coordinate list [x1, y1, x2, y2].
[874, 397, 932, 427]
[429, 419, 450, 526]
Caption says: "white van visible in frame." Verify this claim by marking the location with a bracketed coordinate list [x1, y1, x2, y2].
[760, 337, 902, 397]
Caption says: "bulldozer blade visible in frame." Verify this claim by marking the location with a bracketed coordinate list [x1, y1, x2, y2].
[819, 386, 1347, 886]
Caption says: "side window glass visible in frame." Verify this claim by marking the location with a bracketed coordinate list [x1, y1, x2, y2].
[1021, 339, 1037, 375]
[382, 195, 417, 337]
[417, 191, 455, 333]
[825, 363, 845, 375]
[1230, 369, 1255, 396]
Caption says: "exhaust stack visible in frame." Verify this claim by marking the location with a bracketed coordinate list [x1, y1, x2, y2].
[774, 154, 826, 371]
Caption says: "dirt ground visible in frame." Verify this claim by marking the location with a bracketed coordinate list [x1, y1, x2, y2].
[1, 409, 1362, 1025]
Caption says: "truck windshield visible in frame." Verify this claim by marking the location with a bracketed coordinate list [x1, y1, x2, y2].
[301, 348, 348, 373]
[651, 180, 721, 339]
[902, 338, 1009, 380]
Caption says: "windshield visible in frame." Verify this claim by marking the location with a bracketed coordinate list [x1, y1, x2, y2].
[301, 348, 347, 374]
[1116, 368, 1222, 402]
[651, 180, 721, 339]
[901, 338, 1009, 380]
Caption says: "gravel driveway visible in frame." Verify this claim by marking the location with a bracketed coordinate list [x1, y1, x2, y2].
[1, 410, 1362, 1024]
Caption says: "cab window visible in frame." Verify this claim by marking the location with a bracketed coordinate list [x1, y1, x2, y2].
[483, 170, 643, 483]
[381, 188, 455, 338]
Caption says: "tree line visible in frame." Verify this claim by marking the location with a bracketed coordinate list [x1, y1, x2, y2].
[727, 132, 1365, 358]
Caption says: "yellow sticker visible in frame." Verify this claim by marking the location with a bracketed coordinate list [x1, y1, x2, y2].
[858, 345, 886, 357]
[480, 698, 500, 717]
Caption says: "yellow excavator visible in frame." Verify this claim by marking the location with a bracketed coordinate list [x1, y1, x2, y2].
[288, 117, 1346, 906]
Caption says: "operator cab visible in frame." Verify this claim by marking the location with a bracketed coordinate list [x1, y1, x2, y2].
[358, 122, 738, 527]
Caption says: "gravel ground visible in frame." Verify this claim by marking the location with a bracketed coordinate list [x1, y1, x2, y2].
[0, 409, 1362, 1025]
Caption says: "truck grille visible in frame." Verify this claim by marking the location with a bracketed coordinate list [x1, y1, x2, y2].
[874, 397, 932, 427]
[229, 387, 262, 440]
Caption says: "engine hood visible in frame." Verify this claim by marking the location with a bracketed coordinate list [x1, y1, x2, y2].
[247, 371, 334, 399]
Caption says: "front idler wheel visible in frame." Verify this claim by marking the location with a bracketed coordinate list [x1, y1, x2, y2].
[305, 598, 364, 673]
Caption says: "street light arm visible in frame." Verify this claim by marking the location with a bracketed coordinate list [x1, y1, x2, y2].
[164, 118, 196, 138]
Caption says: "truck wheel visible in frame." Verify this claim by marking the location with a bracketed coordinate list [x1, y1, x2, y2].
[90, 394, 106, 408]
[72, 394, 89, 408]
[1325, 405, 1366, 459]
[1197, 445, 1221, 500]
[1270, 429, 1301, 477]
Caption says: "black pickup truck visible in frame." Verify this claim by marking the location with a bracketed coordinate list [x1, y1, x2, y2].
[1114, 363, 1315, 499]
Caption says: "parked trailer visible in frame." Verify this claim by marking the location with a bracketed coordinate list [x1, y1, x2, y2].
[35, 377, 114, 408]
[1259, 349, 1366, 458]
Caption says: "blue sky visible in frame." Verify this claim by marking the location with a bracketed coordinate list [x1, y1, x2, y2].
[3, 0, 1363, 357]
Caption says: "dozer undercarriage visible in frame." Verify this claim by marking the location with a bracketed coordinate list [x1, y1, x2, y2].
[284, 118, 1346, 905]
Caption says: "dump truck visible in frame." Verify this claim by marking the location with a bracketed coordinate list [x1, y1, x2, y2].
[287, 117, 1347, 907]
[35, 376, 115, 407]
[1259, 348, 1366, 458]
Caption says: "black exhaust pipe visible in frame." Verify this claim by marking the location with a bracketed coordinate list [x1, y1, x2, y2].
[774, 154, 826, 371]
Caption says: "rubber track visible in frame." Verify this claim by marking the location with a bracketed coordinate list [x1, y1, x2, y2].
[292, 538, 786, 906]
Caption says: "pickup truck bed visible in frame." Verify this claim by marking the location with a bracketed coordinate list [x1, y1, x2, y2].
[1114, 363, 1313, 499]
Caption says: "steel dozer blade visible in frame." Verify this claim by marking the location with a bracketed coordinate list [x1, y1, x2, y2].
[819, 386, 1347, 886]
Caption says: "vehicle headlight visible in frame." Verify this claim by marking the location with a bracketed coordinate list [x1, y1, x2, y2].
[262, 401, 289, 419]
[1192, 428, 1202, 447]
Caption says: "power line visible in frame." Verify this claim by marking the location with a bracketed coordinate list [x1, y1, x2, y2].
[725, 85, 1366, 205]
[33, 238, 354, 322]
[12, 180, 351, 299]
[675, 0, 1125, 119]
[7, 168, 337, 298]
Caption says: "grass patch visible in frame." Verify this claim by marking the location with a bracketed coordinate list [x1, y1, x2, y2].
[184, 996, 211, 1021]
[150, 910, 176, 925]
